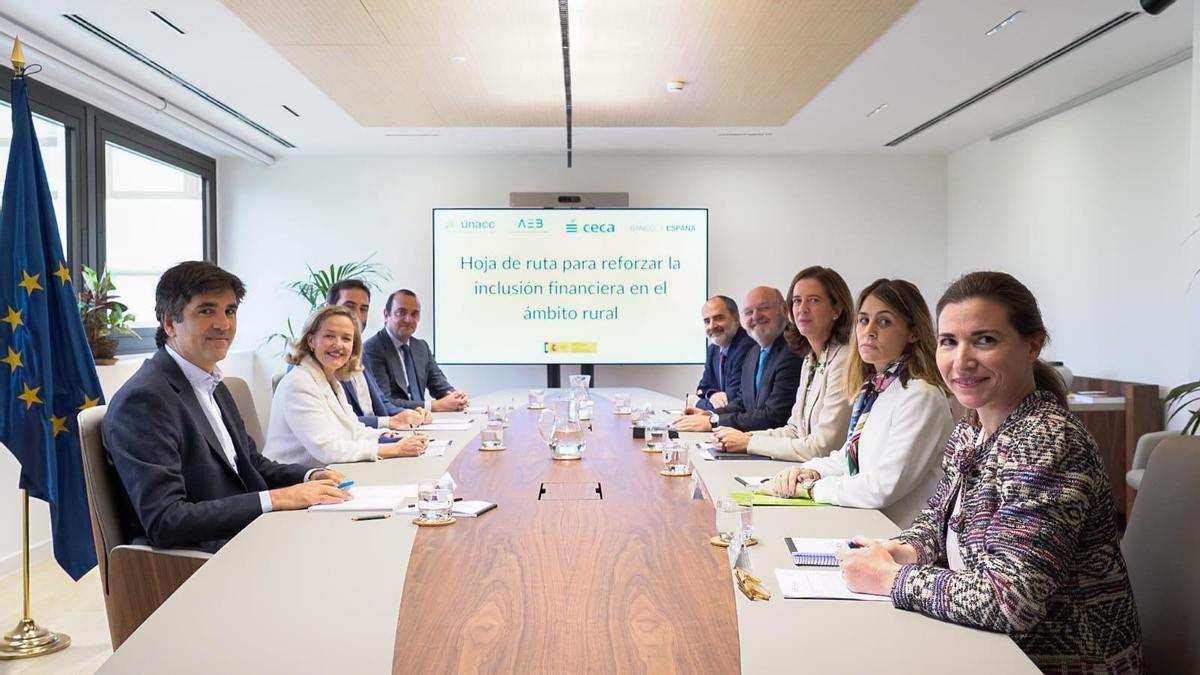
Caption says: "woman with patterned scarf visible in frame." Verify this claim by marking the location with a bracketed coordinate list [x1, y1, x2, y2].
[836, 271, 1141, 674]
[769, 278, 953, 528]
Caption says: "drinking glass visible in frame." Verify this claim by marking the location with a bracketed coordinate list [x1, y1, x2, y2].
[528, 389, 546, 410]
[613, 393, 632, 415]
[661, 439, 689, 474]
[714, 497, 752, 545]
[480, 421, 505, 450]
[417, 479, 454, 522]
[644, 422, 669, 452]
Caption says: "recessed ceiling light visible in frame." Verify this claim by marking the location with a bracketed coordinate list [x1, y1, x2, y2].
[866, 103, 888, 118]
[985, 10, 1022, 36]
[450, 56, 468, 65]
[666, 81, 686, 93]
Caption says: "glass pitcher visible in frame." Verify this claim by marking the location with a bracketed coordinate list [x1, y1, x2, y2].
[538, 397, 587, 460]
[569, 374, 593, 420]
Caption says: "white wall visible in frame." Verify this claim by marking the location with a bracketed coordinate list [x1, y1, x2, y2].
[947, 60, 1194, 391]
[218, 154, 949, 425]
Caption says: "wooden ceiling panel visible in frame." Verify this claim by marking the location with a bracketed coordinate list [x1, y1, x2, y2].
[224, 0, 915, 128]
[222, 0, 385, 46]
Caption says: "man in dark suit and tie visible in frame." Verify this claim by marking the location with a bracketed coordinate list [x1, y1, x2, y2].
[104, 262, 349, 552]
[362, 289, 470, 412]
[673, 286, 801, 432]
[693, 295, 756, 412]
[327, 279, 430, 428]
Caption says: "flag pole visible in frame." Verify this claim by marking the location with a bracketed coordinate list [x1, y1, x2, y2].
[0, 490, 70, 659]
[0, 38, 71, 660]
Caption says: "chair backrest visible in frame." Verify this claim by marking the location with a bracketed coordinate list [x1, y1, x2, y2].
[1122, 435, 1200, 674]
[223, 376, 264, 450]
[77, 405, 132, 591]
[271, 370, 285, 394]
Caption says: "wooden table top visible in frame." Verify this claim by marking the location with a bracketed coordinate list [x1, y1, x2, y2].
[392, 395, 740, 673]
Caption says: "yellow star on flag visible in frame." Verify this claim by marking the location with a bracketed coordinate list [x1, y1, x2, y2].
[0, 347, 22, 370]
[2, 307, 22, 331]
[53, 262, 71, 284]
[50, 415, 69, 437]
[79, 394, 101, 411]
[17, 383, 42, 409]
[18, 271, 42, 295]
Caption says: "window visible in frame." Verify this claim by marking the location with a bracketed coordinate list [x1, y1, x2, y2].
[0, 101, 69, 257]
[103, 142, 205, 328]
[1, 66, 218, 354]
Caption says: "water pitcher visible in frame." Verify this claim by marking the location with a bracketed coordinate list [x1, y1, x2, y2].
[538, 397, 587, 460]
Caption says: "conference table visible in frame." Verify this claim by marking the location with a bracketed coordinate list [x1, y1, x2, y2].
[99, 388, 1035, 674]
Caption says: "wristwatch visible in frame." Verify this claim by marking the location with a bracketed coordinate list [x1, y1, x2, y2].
[796, 478, 817, 499]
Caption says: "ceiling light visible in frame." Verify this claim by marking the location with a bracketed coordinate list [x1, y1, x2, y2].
[666, 81, 686, 93]
[985, 10, 1022, 36]
[716, 132, 772, 137]
[450, 56, 467, 65]
[866, 103, 888, 118]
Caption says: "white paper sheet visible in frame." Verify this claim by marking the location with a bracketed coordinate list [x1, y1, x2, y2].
[425, 439, 452, 457]
[307, 484, 418, 512]
[417, 421, 473, 431]
[774, 568, 890, 602]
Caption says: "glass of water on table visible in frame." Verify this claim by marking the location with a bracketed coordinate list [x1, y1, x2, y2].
[417, 479, 454, 523]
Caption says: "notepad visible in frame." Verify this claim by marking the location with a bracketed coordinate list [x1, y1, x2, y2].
[393, 500, 497, 518]
[425, 439, 452, 457]
[695, 444, 762, 461]
[462, 407, 488, 414]
[308, 484, 417, 512]
[729, 492, 819, 507]
[774, 568, 889, 602]
[784, 537, 843, 566]
[417, 421, 474, 431]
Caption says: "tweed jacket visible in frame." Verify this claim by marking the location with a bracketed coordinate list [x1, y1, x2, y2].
[891, 390, 1141, 674]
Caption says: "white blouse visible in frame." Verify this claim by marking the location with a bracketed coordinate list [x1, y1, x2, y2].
[804, 376, 954, 529]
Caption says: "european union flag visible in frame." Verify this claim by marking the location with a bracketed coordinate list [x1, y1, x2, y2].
[0, 72, 101, 580]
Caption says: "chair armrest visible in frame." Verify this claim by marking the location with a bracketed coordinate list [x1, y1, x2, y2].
[1132, 430, 1177, 471]
[111, 543, 213, 562]
[104, 545, 210, 649]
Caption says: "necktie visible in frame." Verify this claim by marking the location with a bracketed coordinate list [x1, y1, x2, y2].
[401, 344, 421, 400]
[717, 350, 726, 391]
[754, 348, 769, 393]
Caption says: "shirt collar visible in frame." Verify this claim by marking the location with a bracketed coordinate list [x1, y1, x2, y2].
[164, 344, 223, 394]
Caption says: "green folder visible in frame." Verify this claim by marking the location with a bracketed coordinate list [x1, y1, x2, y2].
[729, 491, 822, 507]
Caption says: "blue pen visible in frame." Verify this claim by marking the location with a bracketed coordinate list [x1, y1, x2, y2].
[846, 539, 864, 549]
[338, 480, 355, 489]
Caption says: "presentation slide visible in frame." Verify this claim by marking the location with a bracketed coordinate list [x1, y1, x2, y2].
[433, 208, 708, 365]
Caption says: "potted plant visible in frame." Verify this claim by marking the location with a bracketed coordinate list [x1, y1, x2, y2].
[77, 266, 138, 365]
[266, 254, 390, 352]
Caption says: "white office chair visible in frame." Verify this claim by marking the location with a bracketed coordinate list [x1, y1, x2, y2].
[1125, 430, 1177, 491]
[271, 370, 285, 394]
[1121, 435, 1200, 674]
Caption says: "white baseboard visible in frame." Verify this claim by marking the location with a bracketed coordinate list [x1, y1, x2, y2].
[0, 538, 54, 579]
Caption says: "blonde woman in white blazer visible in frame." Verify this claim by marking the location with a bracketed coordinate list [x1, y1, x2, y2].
[714, 266, 855, 462]
[772, 279, 953, 528]
[265, 305, 428, 468]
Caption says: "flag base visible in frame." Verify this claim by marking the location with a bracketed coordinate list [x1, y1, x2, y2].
[0, 618, 70, 659]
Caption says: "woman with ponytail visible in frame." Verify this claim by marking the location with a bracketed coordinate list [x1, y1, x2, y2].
[836, 271, 1141, 674]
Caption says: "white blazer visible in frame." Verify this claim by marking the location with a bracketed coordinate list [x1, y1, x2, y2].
[805, 376, 953, 529]
[264, 356, 385, 467]
[747, 342, 852, 462]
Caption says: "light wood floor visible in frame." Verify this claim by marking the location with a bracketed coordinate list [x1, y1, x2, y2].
[0, 556, 111, 674]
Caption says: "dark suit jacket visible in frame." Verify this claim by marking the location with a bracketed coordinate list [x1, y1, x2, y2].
[362, 329, 453, 410]
[104, 349, 309, 552]
[341, 373, 400, 427]
[695, 327, 755, 411]
[714, 332, 802, 431]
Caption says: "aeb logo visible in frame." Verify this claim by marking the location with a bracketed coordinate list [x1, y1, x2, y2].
[517, 218, 544, 230]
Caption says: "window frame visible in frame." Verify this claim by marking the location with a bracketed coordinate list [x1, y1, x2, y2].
[0, 66, 218, 355]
